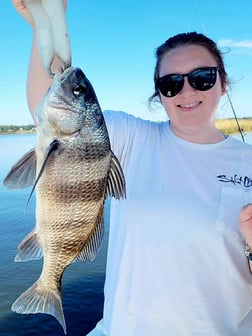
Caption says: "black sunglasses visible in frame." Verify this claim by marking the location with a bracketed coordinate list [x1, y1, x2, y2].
[156, 66, 219, 98]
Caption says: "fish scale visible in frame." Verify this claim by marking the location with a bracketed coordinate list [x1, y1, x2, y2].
[3, 67, 126, 334]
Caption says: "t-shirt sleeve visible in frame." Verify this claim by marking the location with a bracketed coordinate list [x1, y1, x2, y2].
[103, 110, 140, 164]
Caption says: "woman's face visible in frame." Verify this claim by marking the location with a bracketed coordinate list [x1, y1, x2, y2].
[159, 44, 226, 142]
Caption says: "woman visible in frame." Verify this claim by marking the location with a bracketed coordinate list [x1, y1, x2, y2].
[11, 1, 252, 335]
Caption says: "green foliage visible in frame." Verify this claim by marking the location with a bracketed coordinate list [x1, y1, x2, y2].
[216, 117, 252, 135]
[0, 124, 36, 134]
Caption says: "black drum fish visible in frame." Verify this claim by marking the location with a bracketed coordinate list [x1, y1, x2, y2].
[4, 67, 126, 334]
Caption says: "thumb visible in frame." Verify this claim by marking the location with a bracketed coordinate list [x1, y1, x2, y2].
[11, 0, 35, 27]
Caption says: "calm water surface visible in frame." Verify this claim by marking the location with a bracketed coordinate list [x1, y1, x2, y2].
[0, 133, 109, 336]
[0, 131, 251, 335]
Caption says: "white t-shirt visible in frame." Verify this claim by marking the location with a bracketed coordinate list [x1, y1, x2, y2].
[87, 110, 252, 336]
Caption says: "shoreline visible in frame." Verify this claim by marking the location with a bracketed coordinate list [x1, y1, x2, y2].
[0, 130, 36, 136]
[0, 124, 36, 135]
[1, 117, 252, 136]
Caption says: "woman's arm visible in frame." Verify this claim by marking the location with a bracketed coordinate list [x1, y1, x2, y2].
[11, 0, 67, 118]
[27, 36, 52, 117]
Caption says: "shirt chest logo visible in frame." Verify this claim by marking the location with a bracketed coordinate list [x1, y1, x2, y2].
[217, 174, 252, 188]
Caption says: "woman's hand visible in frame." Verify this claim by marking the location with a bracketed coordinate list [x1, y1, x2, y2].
[11, 0, 35, 27]
[11, 0, 68, 28]
[12, 0, 70, 77]
[239, 203, 252, 247]
[11, 0, 70, 115]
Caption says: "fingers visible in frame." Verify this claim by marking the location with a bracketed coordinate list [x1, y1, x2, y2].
[24, 0, 55, 76]
[41, 0, 71, 74]
[11, 0, 35, 27]
[23, 0, 71, 76]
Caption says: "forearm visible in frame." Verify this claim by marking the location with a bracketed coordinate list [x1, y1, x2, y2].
[12, 0, 68, 120]
[12, 0, 52, 119]
[27, 33, 52, 120]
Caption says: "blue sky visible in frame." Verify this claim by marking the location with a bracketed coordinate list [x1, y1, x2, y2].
[1, 0, 252, 124]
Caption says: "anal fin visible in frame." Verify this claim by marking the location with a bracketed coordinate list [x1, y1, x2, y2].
[15, 229, 43, 262]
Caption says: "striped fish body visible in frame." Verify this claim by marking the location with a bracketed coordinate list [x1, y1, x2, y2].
[3, 67, 126, 334]
[35, 127, 110, 286]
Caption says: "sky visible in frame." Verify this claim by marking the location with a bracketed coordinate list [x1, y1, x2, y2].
[0, 0, 252, 125]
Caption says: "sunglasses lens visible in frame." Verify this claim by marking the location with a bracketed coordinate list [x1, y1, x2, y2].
[156, 67, 218, 97]
[157, 74, 184, 97]
[189, 68, 217, 91]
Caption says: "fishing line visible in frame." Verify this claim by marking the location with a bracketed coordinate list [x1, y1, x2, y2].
[191, 0, 245, 142]
[226, 91, 245, 142]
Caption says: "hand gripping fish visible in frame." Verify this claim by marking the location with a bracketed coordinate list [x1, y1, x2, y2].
[24, 0, 71, 76]
[4, 67, 126, 334]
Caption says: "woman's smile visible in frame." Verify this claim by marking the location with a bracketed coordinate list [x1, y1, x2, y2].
[176, 101, 202, 111]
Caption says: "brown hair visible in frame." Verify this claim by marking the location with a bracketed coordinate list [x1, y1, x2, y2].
[149, 32, 228, 103]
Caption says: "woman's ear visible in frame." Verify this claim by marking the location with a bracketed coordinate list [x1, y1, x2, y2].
[221, 81, 227, 96]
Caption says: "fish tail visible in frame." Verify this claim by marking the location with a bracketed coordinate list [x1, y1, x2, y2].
[11, 280, 66, 334]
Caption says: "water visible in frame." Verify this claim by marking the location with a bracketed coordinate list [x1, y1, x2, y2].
[1, 131, 252, 336]
[0, 134, 109, 336]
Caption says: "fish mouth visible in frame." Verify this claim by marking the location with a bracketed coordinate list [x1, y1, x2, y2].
[53, 66, 74, 82]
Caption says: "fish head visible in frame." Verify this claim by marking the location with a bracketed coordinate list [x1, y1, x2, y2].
[35, 67, 104, 138]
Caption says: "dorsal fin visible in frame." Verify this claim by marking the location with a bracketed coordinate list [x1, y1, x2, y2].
[106, 151, 126, 200]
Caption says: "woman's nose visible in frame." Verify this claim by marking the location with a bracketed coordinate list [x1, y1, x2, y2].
[179, 77, 196, 97]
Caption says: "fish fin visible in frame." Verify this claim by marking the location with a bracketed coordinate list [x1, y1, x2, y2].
[15, 229, 43, 262]
[12, 279, 66, 334]
[3, 149, 36, 189]
[75, 213, 104, 262]
[26, 139, 60, 207]
[107, 151, 126, 200]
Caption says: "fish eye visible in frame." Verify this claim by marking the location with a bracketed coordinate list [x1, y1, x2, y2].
[73, 85, 85, 97]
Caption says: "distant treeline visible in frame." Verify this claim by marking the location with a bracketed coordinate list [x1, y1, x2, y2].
[0, 124, 36, 134]
[1, 117, 252, 135]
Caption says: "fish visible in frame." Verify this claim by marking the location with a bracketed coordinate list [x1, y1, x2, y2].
[24, 0, 71, 76]
[3, 66, 126, 334]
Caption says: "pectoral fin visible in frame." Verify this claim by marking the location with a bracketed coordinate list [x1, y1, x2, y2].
[106, 151, 126, 199]
[26, 139, 60, 206]
[3, 149, 36, 189]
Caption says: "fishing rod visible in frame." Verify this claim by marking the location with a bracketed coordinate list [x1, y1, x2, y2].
[226, 91, 245, 142]
[191, 0, 245, 142]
